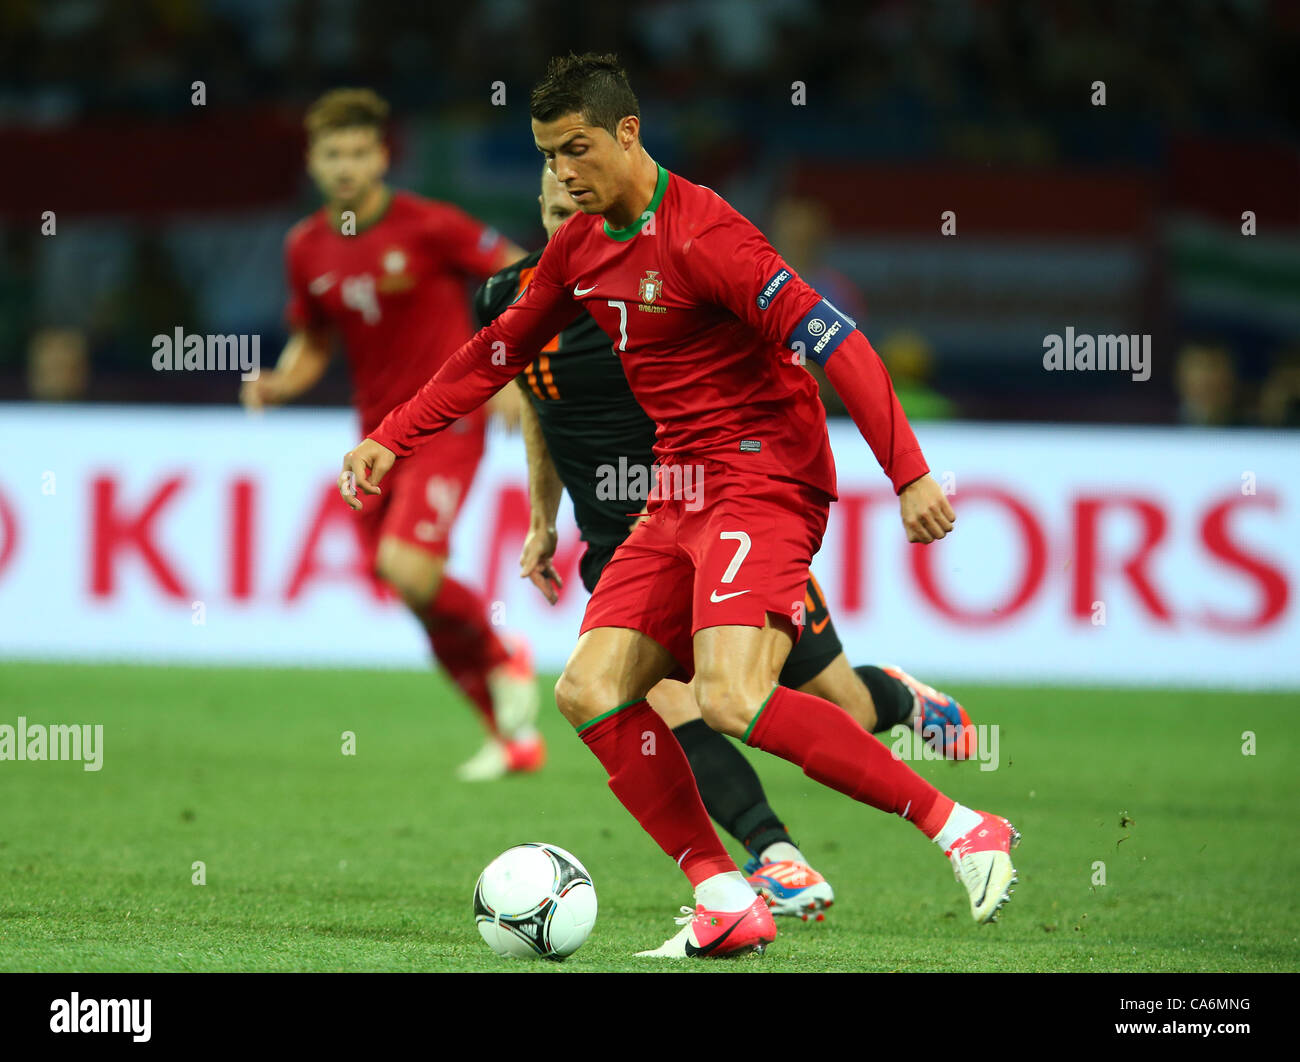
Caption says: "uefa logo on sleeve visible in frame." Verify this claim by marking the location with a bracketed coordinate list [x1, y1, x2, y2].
[756, 268, 791, 310]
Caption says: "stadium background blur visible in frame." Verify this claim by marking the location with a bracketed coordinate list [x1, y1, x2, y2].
[2, 0, 1299, 688]
[1, 0, 1296, 424]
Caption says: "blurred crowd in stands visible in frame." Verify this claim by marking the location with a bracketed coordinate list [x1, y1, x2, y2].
[1, 0, 1295, 426]
[2, 0, 1289, 134]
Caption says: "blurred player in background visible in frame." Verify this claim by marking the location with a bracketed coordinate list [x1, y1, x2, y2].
[474, 166, 978, 921]
[242, 88, 541, 781]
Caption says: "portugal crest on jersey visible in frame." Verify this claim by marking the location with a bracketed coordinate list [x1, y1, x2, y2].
[638, 270, 662, 305]
[378, 245, 414, 294]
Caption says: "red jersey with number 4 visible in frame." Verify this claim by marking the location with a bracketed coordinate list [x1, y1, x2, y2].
[370, 168, 927, 498]
[284, 189, 511, 435]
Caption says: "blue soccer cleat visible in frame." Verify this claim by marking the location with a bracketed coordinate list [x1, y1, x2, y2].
[883, 665, 977, 760]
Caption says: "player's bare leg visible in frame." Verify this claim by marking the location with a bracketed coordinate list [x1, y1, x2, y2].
[693, 618, 1019, 924]
[375, 537, 443, 606]
[691, 619, 794, 736]
[555, 627, 776, 957]
[798, 652, 878, 730]
[644, 676, 697, 728]
[375, 537, 541, 780]
[554, 626, 675, 727]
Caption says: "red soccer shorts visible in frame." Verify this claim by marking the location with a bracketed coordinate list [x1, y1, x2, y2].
[579, 461, 832, 675]
[353, 417, 485, 564]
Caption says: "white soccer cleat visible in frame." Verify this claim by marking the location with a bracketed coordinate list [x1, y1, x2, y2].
[488, 636, 540, 740]
[945, 810, 1021, 923]
[456, 738, 509, 782]
[455, 734, 546, 782]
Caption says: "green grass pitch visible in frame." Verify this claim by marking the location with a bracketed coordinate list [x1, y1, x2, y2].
[1, 662, 1297, 972]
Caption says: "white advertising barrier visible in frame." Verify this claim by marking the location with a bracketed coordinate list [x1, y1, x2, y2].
[0, 404, 1296, 688]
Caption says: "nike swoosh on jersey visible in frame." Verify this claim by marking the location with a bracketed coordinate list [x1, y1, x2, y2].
[811, 615, 831, 635]
[308, 273, 336, 295]
[710, 589, 751, 603]
[573, 283, 597, 296]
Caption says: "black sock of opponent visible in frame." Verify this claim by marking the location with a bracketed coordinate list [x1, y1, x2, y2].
[854, 665, 916, 732]
[672, 718, 792, 862]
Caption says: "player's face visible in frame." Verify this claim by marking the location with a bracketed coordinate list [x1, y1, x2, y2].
[533, 112, 636, 217]
[539, 170, 578, 241]
[307, 127, 389, 209]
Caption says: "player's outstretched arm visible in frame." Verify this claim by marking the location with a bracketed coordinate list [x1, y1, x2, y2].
[240, 327, 330, 411]
[362, 235, 579, 463]
[517, 380, 564, 604]
[813, 327, 954, 542]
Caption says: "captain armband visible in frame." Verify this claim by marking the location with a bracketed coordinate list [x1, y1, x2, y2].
[786, 298, 858, 367]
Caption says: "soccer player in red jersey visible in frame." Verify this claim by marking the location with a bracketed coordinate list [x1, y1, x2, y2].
[339, 58, 1021, 957]
[242, 88, 543, 781]
[481, 166, 980, 922]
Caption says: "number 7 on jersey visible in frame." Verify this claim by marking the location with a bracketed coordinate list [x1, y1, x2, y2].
[607, 300, 628, 352]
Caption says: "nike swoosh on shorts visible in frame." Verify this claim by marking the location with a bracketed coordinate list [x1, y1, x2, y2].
[710, 589, 750, 603]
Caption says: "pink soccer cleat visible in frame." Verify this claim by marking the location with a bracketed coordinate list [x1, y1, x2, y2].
[635, 896, 777, 958]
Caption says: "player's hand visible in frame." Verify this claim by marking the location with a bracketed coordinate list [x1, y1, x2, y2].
[899, 473, 955, 544]
[519, 521, 562, 604]
[240, 372, 286, 412]
[339, 439, 396, 512]
[488, 384, 525, 434]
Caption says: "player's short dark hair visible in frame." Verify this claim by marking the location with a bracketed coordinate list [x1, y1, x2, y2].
[304, 88, 389, 142]
[530, 53, 639, 138]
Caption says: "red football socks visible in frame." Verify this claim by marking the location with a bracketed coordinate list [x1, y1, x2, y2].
[579, 700, 736, 886]
[420, 575, 511, 733]
[746, 686, 954, 839]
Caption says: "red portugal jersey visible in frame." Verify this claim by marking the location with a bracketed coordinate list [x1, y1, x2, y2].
[370, 167, 927, 498]
[284, 189, 512, 434]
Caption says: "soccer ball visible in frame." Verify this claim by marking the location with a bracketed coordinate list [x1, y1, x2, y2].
[473, 843, 597, 960]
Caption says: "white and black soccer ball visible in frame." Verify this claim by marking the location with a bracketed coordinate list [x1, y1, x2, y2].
[473, 843, 597, 960]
